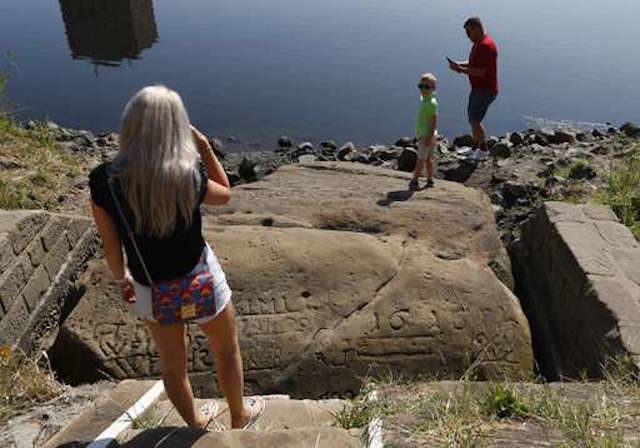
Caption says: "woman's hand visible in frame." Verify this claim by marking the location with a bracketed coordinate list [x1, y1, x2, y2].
[117, 276, 136, 304]
[190, 125, 212, 152]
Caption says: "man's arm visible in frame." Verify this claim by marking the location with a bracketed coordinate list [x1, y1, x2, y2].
[457, 66, 486, 77]
[449, 59, 469, 73]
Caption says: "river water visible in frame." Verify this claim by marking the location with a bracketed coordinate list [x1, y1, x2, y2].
[0, 0, 638, 148]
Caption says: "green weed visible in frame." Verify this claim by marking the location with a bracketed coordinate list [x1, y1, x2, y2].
[483, 384, 528, 419]
[597, 151, 640, 240]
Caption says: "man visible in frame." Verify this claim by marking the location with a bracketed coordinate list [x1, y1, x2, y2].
[449, 17, 498, 161]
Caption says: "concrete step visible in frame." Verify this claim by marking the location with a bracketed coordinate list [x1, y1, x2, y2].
[46, 380, 366, 448]
[43, 379, 158, 448]
[131, 395, 345, 433]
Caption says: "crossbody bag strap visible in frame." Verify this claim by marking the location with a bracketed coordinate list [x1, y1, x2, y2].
[107, 176, 155, 287]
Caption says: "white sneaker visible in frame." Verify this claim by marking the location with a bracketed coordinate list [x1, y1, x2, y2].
[471, 148, 488, 161]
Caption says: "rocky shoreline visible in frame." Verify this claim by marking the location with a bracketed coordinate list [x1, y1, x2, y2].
[32, 118, 640, 251]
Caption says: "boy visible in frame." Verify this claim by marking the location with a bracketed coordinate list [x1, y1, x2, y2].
[410, 73, 438, 190]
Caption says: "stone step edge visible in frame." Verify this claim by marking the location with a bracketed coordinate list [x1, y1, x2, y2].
[43, 379, 161, 448]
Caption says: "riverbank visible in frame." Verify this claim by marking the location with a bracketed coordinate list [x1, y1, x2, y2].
[2, 118, 639, 247]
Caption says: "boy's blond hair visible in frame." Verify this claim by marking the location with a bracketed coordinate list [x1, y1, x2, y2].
[421, 73, 437, 89]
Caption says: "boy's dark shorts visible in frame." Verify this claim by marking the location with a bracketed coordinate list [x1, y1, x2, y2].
[468, 88, 497, 124]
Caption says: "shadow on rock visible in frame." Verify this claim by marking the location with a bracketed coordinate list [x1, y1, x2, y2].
[117, 427, 206, 447]
[377, 189, 415, 206]
[439, 160, 478, 183]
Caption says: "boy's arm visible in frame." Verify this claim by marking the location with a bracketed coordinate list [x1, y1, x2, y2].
[427, 114, 438, 143]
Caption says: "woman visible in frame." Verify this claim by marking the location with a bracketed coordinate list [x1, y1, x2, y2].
[88, 85, 263, 430]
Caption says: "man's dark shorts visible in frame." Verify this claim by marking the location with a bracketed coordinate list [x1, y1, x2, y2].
[468, 89, 497, 124]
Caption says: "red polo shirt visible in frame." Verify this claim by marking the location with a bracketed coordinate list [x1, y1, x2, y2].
[468, 34, 498, 93]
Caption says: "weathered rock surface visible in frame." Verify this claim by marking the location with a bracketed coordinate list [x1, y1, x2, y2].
[0, 210, 98, 354]
[52, 163, 532, 397]
[512, 201, 640, 380]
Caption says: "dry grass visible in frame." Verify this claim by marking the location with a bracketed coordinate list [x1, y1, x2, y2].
[354, 355, 640, 447]
[0, 346, 65, 425]
[0, 117, 87, 210]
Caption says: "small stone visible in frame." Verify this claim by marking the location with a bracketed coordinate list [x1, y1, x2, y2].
[551, 130, 576, 144]
[490, 191, 505, 205]
[353, 153, 370, 164]
[46, 121, 59, 131]
[298, 154, 316, 164]
[239, 158, 265, 181]
[621, 122, 640, 138]
[397, 148, 417, 172]
[591, 145, 609, 155]
[337, 142, 356, 161]
[227, 136, 237, 143]
[534, 132, 549, 146]
[509, 132, 525, 146]
[487, 136, 498, 148]
[103, 150, 119, 161]
[436, 143, 450, 155]
[456, 147, 473, 157]
[568, 162, 597, 180]
[320, 140, 337, 150]
[453, 134, 475, 148]
[576, 132, 589, 142]
[278, 136, 293, 148]
[208, 138, 225, 159]
[395, 136, 414, 148]
[608, 127, 618, 135]
[592, 129, 605, 138]
[73, 176, 89, 189]
[545, 175, 566, 188]
[490, 142, 512, 159]
[492, 204, 505, 221]
[503, 181, 528, 200]
[297, 142, 314, 152]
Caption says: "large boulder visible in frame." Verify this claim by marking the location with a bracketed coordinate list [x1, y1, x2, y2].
[52, 163, 532, 397]
[511, 202, 640, 380]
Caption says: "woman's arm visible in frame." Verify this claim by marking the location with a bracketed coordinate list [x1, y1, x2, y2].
[191, 125, 232, 205]
[91, 201, 135, 302]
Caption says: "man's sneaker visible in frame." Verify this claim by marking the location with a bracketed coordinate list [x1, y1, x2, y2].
[409, 179, 419, 190]
[426, 179, 435, 188]
[471, 148, 488, 161]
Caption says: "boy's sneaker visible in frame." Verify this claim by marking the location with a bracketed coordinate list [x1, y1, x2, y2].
[409, 179, 419, 190]
[426, 179, 435, 188]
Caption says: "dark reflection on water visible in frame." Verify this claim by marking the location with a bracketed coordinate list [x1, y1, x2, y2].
[59, 0, 158, 67]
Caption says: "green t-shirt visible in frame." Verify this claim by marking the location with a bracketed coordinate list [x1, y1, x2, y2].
[415, 93, 438, 139]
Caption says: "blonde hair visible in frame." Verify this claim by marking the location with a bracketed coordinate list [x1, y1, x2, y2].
[113, 85, 201, 238]
[421, 73, 438, 89]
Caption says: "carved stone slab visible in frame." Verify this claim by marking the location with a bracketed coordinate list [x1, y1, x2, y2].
[513, 201, 640, 379]
[53, 163, 533, 397]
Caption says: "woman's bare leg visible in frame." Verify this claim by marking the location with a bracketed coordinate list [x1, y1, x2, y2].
[146, 321, 206, 428]
[199, 303, 250, 428]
